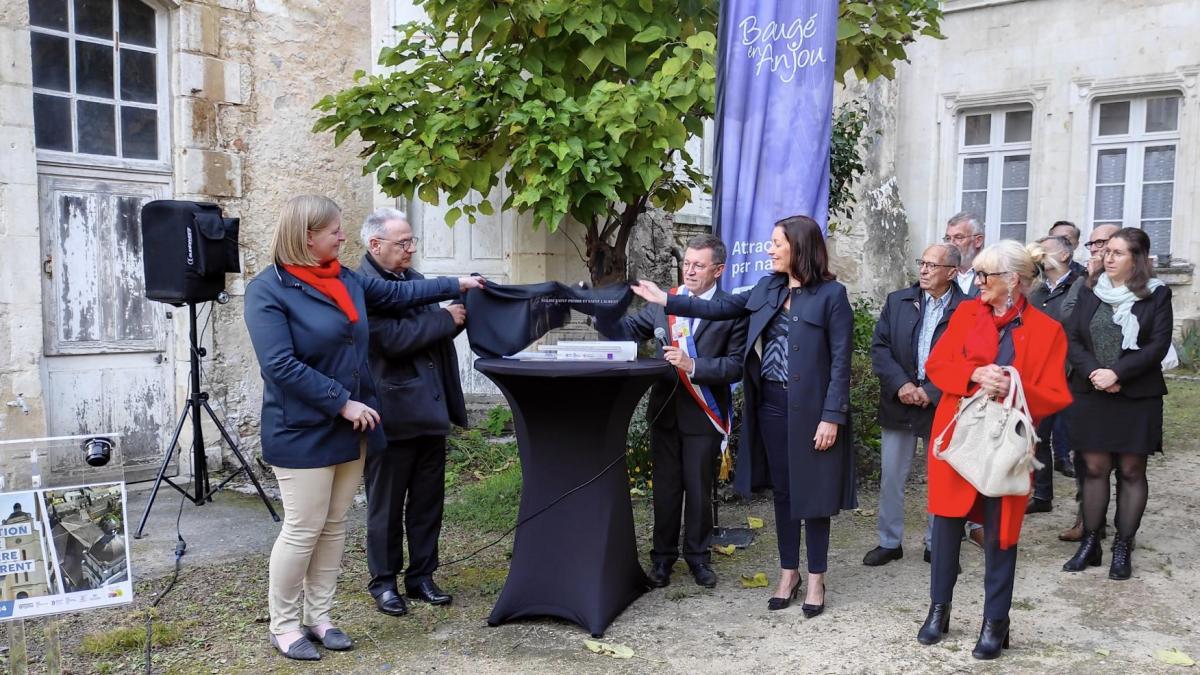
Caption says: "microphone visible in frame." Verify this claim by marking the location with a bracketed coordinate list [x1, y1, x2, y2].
[654, 327, 670, 353]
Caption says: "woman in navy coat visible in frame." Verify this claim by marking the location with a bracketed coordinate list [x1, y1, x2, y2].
[633, 215, 855, 617]
[244, 195, 481, 660]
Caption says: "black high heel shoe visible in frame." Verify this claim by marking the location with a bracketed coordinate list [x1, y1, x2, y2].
[801, 581, 825, 618]
[767, 576, 801, 611]
[971, 618, 1011, 660]
[917, 603, 952, 645]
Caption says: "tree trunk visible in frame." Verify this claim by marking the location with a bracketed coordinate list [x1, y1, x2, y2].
[584, 200, 643, 288]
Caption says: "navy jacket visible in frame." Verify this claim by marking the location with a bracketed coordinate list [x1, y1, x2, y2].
[1065, 284, 1173, 399]
[870, 283, 965, 437]
[357, 255, 468, 442]
[666, 274, 856, 519]
[244, 264, 459, 468]
[596, 289, 747, 436]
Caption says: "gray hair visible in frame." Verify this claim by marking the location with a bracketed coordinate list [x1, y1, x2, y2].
[685, 234, 727, 265]
[360, 207, 408, 247]
[947, 211, 985, 236]
[925, 243, 961, 269]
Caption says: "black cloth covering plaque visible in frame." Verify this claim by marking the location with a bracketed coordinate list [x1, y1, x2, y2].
[474, 358, 671, 637]
[464, 282, 634, 358]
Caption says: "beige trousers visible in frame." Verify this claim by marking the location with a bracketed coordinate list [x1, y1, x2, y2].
[268, 447, 365, 634]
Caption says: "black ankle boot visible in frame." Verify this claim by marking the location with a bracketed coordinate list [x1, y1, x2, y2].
[917, 603, 951, 645]
[972, 618, 1011, 660]
[1109, 536, 1133, 580]
[1062, 530, 1103, 572]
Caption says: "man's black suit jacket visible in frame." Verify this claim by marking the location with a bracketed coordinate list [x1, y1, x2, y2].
[597, 289, 747, 436]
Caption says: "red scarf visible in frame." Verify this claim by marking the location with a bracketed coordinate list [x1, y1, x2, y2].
[283, 260, 359, 323]
[963, 295, 1026, 365]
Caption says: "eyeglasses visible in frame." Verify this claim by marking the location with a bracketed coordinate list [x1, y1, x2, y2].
[916, 260, 956, 271]
[681, 262, 720, 272]
[1083, 237, 1110, 250]
[376, 237, 419, 251]
[974, 269, 1008, 285]
[943, 233, 981, 245]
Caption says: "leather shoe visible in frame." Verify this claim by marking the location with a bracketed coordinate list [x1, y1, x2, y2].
[917, 602, 951, 645]
[647, 561, 672, 588]
[689, 563, 717, 588]
[972, 618, 1011, 660]
[863, 545, 903, 566]
[967, 528, 985, 549]
[1025, 498, 1052, 514]
[302, 625, 353, 651]
[1054, 458, 1075, 478]
[923, 546, 931, 564]
[269, 633, 321, 661]
[407, 579, 452, 606]
[373, 589, 408, 616]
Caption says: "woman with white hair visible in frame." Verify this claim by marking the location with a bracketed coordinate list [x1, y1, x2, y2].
[244, 195, 482, 660]
[917, 240, 1072, 660]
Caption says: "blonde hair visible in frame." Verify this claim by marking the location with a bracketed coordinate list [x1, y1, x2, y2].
[973, 239, 1047, 294]
[270, 195, 341, 266]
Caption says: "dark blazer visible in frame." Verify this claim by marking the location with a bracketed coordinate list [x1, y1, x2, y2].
[358, 255, 468, 442]
[244, 264, 459, 469]
[1029, 267, 1082, 324]
[665, 274, 856, 519]
[870, 283, 965, 437]
[1064, 284, 1173, 398]
[596, 288, 747, 435]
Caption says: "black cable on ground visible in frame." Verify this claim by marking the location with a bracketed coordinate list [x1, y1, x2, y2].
[144, 491, 187, 675]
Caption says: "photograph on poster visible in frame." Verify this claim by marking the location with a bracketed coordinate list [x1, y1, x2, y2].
[41, 483, 129, 593]
[0, 491, 53, 602]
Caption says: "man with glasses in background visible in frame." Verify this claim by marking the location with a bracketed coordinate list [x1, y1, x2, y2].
[864, 244, 966, 566]
[1048, 220, 1088, 276]
[943, 212, 986, 298]
[357, 207, 466, 616]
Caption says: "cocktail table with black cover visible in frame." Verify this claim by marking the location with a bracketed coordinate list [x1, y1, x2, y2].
[474, 357, 672, 637]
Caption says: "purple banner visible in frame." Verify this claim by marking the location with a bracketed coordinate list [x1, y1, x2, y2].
[714, 0, 838, 291]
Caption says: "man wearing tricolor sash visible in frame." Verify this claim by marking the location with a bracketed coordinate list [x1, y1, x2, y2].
[597, 235, 747, 589]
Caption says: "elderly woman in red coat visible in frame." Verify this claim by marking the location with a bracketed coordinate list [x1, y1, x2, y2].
[917, 240, 1071, 660]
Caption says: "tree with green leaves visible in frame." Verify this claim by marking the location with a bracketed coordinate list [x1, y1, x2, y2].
[314, 0, 942, 286]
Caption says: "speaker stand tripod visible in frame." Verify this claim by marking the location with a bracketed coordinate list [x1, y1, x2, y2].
[135, 303, 280, 538]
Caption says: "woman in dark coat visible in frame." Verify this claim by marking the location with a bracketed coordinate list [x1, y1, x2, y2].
[1062, 227, 1172, 581]
[632, 215, 855, 617]
[244, 195, 481, 660]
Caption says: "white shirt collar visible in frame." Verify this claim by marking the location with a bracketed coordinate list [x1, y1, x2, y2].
[696, 284, 718, 301]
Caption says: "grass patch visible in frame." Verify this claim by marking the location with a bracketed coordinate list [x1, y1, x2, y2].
[446, 429, 518, 488]
[445, 465, 522, 533]
[1164, 379, 1200, 446]
[79, 619, 183, 657]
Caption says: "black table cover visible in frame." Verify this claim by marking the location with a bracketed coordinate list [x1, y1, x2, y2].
[474, 358, 671, 637]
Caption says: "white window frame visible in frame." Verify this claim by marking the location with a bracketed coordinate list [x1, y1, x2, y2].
[30, 0, 171, 172]
[954, 105, 1034, 245]
[1086, 93, 1181, 260]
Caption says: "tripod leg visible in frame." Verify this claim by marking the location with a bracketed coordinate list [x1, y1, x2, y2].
[135, 404, 192, 538]
[202, 400, 281, 522]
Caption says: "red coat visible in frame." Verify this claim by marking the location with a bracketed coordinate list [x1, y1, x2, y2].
[925, 299, 1072, 549]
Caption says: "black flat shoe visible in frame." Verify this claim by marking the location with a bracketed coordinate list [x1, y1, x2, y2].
[1063, 530, 1103, 572]
[923, 546, 931, 563]
[917, 603, 951, 645]
[767, 577, 801, 611]
[971, 618, 1011, 660]
[269, 633, 321, 661]
[801, 582, 825, 619]
[373, 589, 408, 616]
[407, 579, 452, 606]
[1025, 498, 1052, 514]
[863, 545, 903, 566]
[302, 625, 353, 651]
[689, 563, 717, 588]
[647, 561, 672, 588]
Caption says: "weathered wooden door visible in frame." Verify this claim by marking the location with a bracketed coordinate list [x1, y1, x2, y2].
[38, 173, 173, 482]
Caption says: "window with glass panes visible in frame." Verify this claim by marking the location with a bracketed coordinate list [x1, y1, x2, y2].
[956, 107, 1033, 243]
[1089, 94, 1180, 260]
[28, 0, 164, 161]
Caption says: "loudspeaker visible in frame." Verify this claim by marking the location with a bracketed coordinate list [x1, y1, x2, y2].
[141, 200, 241, 305]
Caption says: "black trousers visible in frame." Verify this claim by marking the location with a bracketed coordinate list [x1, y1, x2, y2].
[1032, 416, 1054, 502]
[930, 495, 1017, 620]
[649, 423, 718, 566]
[364, 435, 447, 596]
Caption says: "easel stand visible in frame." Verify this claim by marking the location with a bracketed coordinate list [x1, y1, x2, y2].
[135, 303, 279, 538]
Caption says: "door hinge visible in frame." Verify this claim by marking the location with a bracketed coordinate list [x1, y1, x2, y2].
[42, 254, 53, 279]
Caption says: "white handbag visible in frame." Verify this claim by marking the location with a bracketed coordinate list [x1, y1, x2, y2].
[931, 366, 1043, 498]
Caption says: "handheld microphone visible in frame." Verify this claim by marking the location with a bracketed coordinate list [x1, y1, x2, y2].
[654, 327, 670, 353]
